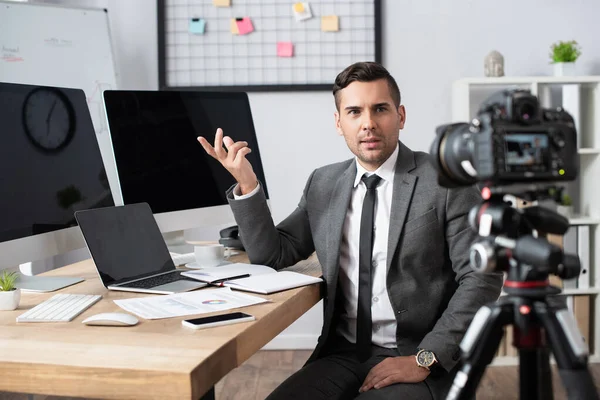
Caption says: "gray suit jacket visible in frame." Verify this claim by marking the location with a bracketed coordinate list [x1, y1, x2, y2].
[227, 142, 503, 393]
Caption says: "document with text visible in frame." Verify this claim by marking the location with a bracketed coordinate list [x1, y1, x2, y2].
[113, 287, 269, 320]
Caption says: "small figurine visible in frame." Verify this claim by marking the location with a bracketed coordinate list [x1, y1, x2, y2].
[484, 50, 505, 77]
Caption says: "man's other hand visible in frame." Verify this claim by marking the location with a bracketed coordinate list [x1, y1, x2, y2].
[359, 356, 430, 393]
[198, 128, 258, 194]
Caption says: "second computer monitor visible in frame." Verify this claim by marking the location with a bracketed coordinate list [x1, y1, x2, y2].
[0, 82, 115, 269]
[103, 90, 269, 233]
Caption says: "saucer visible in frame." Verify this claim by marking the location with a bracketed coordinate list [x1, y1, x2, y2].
[185, 260, 232, 269]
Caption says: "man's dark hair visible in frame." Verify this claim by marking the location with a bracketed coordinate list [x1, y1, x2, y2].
[333, 61, 401, 111]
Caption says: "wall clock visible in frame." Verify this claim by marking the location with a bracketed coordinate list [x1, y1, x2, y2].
[22, 87, 76, 152]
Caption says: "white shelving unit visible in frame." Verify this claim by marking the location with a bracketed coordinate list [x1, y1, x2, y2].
[452, 76, 600, 365]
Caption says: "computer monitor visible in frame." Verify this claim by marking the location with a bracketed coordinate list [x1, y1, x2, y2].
[102, 90, 269, 236]
[0, 82, 115, 270]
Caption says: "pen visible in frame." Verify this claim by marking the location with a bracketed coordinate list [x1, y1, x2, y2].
[211, 274, 251, 286]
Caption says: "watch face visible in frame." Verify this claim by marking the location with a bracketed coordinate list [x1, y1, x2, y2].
[22, 87, 75, 152]
[417, 350, 435, 367]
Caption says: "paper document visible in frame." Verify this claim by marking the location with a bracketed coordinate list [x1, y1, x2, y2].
[113, 287, 268, 320]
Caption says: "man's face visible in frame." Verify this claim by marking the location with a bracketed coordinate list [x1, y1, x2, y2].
[335, 79, 405, 171]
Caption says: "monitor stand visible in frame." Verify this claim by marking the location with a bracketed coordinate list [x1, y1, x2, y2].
[19, 261, 35, 276]
[162, 231, 194, 254]
[17, 261, 84, 292]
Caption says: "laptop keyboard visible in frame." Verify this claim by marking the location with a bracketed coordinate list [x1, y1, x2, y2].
[122, 271, 194, 289]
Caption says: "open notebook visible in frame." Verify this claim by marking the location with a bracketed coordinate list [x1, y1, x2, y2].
[181, 263, 323, 294]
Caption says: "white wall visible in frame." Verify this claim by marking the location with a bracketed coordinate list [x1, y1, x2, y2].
[22, 0, 600, 347]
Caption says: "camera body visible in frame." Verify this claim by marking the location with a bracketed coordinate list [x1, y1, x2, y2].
[430, 88, 578, 188]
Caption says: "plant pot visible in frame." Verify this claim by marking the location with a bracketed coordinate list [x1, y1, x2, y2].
[553, 62, 576, 77]
[556, 205, 574, 219]
[0, 288, 20, 311]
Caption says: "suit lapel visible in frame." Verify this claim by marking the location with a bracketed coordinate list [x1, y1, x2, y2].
[387, 142, 417, 270]
[325, 161, 356, 285]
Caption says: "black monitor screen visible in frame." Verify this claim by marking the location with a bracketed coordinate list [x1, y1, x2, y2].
[103, 90, 269, 214]
[0, 82, 114, 243]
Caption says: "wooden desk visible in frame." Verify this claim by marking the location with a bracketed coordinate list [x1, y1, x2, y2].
[0, 253, 322, 400]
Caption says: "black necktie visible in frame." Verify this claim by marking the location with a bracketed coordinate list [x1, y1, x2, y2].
[357, 173, 381, 362]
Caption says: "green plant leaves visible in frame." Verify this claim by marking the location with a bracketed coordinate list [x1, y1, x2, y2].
[550, 40, 582, 63]
[0, 271, 18, 291]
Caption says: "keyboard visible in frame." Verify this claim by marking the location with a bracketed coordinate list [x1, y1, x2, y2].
[170, 252, 195, 266]
[121, 271, 197, 289]
[16, 293, 102, 323]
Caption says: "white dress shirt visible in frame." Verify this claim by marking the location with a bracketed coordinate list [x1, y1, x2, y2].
[336, 144, 399, 348]
[233, 145, 399, 348]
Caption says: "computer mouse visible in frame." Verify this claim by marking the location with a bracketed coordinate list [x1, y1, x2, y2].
[82, 312, 139, 326]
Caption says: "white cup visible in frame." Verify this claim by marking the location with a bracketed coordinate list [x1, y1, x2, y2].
[194, 244, 226, 267]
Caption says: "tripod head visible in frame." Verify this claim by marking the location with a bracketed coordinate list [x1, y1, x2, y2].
[467, 183, 581, 297]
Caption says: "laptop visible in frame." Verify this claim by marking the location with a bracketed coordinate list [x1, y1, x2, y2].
[75, 203, 206, 294]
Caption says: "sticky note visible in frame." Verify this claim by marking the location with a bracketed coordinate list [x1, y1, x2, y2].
[213, 0, 231, 7]
[293, 2, 312, 22]
[277, 42, 293, 57]
[230, 18, 239, 34]
[321, 15, 339, 32]
[189, 18, 206, 35]
[236, 17, 254, 35]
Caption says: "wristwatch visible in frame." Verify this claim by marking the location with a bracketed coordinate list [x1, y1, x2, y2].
[415, 349, 438, 371]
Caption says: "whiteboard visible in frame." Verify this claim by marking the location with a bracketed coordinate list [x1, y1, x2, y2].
[0, 1, 121, 203]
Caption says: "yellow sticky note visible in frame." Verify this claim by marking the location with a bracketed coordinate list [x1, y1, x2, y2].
[230, 18, 239, 34]
[213, 0, 231, 7]
[293, 2, 312, 21]
[321, 15, 339, 32]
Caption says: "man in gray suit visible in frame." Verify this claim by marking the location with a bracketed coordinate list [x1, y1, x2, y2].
[198, 62, 503, 399]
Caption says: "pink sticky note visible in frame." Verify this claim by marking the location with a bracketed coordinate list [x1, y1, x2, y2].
[277, 42, 293, 57]
[236, 17, 254, 35]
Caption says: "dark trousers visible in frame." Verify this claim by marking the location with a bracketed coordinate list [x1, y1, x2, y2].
[265, 336, 434, 400]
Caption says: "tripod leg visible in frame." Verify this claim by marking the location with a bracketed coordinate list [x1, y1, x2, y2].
[517, 345, 554, 399]
[445, 301, 512, 400]
[534, 300, 599, 400]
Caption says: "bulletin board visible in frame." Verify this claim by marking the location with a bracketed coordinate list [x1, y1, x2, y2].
[157, 0, 382, 92]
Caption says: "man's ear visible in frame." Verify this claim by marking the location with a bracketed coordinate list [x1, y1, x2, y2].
[397, 105, 406, 130]
[334, 112, 343, 136]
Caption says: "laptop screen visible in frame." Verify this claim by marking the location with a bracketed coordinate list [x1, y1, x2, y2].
[75, 203, 174, 286]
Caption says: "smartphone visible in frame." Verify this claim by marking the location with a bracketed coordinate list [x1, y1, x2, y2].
[181, 312, 255, 330]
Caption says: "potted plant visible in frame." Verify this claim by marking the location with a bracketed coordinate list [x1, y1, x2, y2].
[0, 270, 21, 311]
[549, 40, 582, 76]
[556, 193, 574, 218]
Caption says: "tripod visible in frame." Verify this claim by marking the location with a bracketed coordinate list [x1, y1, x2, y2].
[446, 189, 599, 400]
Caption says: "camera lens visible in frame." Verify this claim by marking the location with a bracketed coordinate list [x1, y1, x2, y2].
[429, 122, 479, 187]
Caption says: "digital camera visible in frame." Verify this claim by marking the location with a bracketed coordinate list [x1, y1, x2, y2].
[429, 88, 578, 188]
